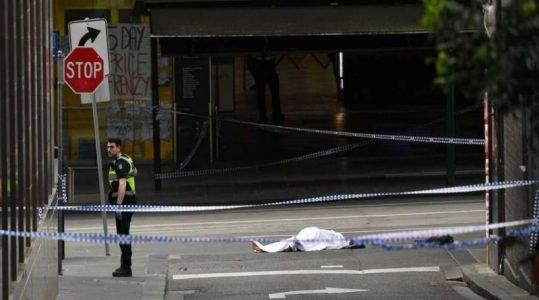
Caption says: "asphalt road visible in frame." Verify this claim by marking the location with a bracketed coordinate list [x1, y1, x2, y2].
[64, 194, 487, 299]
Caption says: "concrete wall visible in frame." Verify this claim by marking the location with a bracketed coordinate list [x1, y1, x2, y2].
[500, 107, 538, 291]
[11, 193, 59, 300]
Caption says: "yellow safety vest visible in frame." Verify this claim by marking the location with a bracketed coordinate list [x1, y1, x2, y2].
[108, 154, 136, 197]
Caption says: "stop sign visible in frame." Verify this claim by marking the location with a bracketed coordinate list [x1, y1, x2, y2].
[64, 47, 105, 94]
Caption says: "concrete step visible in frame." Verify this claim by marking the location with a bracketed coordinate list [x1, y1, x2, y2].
[461, 264, 537, 300]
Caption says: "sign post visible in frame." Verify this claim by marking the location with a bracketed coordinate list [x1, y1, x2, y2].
[57, 50, 65, 275]
[66, 18, 111, 256]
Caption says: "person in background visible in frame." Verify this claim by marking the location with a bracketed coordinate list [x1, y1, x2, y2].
[247, 55, 284, 123]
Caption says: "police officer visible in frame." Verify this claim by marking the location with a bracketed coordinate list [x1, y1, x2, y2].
[106, 138, 137, 277]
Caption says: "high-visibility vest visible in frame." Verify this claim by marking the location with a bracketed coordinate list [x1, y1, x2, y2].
[108, 154, 136, 197]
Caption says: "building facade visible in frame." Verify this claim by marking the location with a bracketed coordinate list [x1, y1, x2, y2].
[0, 0, 58, 299]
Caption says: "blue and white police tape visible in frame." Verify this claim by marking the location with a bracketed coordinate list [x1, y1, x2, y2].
[156, 141, 372, 180]
[0, 218, 534, 250]
[179, 121, 209, 171]
[155, 102, 483, 129]
[160, 108, 484, 146]
[48, 180, 538, 213]
[369, 225, 538, 251]
[57, 174, 68, 204]
[530, 191, 539, 253]
[354, 218, 534, 244]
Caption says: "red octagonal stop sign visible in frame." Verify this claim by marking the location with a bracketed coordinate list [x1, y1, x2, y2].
[64, 47, 105, 94]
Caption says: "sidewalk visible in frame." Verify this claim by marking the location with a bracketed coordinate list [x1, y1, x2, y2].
[57, 252, 167, 300]
[460, 264, 537, 300]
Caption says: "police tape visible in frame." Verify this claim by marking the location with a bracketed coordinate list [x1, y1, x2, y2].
[370, 225, 536, 251]
[179, 121, 209, 171]
[356, 219, 533, 244]
[155, 141, 372, 180]
[49, 180, 538, 213]
[529, 191, 539, 253]
[57, 174, 68, 204]
[0, 218, 534, 250]
[160, 108, 484, 145]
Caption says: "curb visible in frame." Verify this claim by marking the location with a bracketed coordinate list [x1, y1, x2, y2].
[461, 264, 536, 300]
[142, 254, 168, 300]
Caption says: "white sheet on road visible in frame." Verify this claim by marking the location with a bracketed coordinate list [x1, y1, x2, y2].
[252, 227, 352, 253]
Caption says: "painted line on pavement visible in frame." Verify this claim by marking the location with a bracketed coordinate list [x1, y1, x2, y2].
[321, 265, 344, 269]
[122, 222, 484, 235]
[172, 266, 441, 280]
[67, 209, 484, 231]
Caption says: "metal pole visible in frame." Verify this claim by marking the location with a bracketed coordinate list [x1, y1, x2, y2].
[494, 99, 505, 271]
[92, 92, 110, 256]
[446, 84, 456, 186]
[57, 50, 65, 274]
[208, 56, 214, 164]
[68, 167, 74, 206]
[484, 92, 491, 265]
[0, 1, 9, 296]
[215, 105, 219, 160]
[173, 102, 177, 165]
[214, 62, 220, 161]
[150, 38, 162, 191]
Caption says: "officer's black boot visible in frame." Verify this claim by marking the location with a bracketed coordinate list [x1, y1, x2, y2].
[112, 267, 132, 277]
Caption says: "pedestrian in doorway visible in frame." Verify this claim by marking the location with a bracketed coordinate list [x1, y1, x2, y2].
[107, 138, 137, 277]
[247, 55, 284, 123]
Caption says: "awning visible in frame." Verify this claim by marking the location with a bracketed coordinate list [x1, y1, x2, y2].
[150, 5, 427, 38]
[148, 4, 429, 54]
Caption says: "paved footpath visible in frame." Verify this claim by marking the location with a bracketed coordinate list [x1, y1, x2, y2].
[57, 237, 168, 300]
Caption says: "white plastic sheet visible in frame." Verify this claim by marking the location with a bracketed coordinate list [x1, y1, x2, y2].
[251, 227, 353, 253]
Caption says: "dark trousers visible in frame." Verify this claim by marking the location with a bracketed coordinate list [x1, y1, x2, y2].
[115, 212, 133, 269]
[253, 71, 281, 117]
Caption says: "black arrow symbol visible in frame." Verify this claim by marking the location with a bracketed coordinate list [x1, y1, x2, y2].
[78, 27, 100, 46]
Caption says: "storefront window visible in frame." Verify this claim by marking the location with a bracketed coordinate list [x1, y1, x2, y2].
[54, 0, 173, 163]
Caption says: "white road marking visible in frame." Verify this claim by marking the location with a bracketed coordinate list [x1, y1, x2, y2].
[172, 266, 440, 280]
[68, 210, 483, 231]
[321, 265, 344, 269]
[269, 287, 368, 299]
[258, 199, 480, 211]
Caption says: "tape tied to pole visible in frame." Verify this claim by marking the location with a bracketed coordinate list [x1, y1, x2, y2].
[50, 180, 538, 213]
[156, 107, 484, 146]
[0, 219, 535, 251]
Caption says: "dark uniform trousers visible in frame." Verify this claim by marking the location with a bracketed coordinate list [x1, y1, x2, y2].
[116, 212, 134, 268]
[249, 58, 282, 117]
[253, 69, 281, 116]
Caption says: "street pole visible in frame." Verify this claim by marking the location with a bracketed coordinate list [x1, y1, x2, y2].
[57, 50, 65, 274]
[91, 92, 110, 256]
[481, 0, 501, 266]
[446, 84, 456, 186]
[484, 92, 491, 265]
[151, 38, 162, 191]
[208, 56, 214, 165]
[214, 62, 220, 161]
